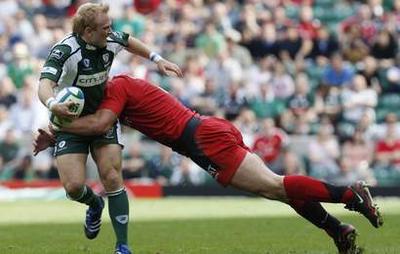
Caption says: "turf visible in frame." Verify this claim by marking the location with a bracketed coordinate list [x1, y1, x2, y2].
[0, 198, 399, 254]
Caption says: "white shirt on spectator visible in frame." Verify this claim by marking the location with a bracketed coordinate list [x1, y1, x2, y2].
[341, 88, 377, 123]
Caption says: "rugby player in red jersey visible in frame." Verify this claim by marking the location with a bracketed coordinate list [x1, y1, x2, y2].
[34, 75, 382, 254]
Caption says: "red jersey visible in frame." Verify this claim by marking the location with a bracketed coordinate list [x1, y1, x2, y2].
[375, 139, 400, 166]
[252, 129, 287, 163]
[100, 75, 196, 147]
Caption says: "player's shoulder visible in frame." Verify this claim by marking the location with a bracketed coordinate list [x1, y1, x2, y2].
[107, 31, 129, 47]
[47, 34, 81, 61]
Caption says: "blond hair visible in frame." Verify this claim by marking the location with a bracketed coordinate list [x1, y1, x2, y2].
[72, 3, 109, 36]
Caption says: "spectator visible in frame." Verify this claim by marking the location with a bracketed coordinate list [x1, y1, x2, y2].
[249, 83, 286, 120]
[281, 151, 305, 176]
[222, 81, 248, 121]
[252, 118, 289, 173]
[225, 29, 253, 68]
[279, 25, 312, 60]
[382, 61, 400, 94]
[121, 142, 147, 179]
[308, 122, 340, 180]
[341, 74, 378, 124]
[28, 14, 54, 59]
[211, 2, 234, 34]
[330, 157, 359, 185]
[357, 56, 381, 90]
[342, 129, 374, 171]
[146, 145, 176, 185]
[170, 157, 205, 186]
[7, 43, 34, 89]
[315, 87, 342, 124]
[195, 20, 226, 58]
[370, 29, 397, 67]
[205, 49, 242, 91]
[13, 155, 35, 180]
[245, 56, 274, 96]
[9, 82, 43, 136]
[287, 73, 316, 120]
[14, 9, 35, 43]
[374, 123, 400, 170]
[270, 61, 295, 100]
[190, 78, 220, 116]
[298, 5, 320, 40]
[35, 0, 68, 28]
[0, 129, 20, 167]
[182, 55, 206, 99]
[341, 4, 377, 44]
[0, 77, 17, 109]
[234, 108, 257, 147]
[0, 105, 12, 140]
[272, 6, 293, 40]
[250, 22, 280, 59]
[341, 25, 370, 63]
[330, 156, 377, 186]
[112, 7, 146, 38]
[322, 53, 354, 88]
[307, 26, 339, 59]
[234, 4, 259, 36]
[366, 112, 400, 143]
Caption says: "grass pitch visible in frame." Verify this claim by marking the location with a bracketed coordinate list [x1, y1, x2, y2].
[0, 197, 399, 254]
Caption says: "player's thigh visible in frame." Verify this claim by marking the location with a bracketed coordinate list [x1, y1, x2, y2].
[92, 144, 123, 191]
[230, 152, 286, 200]
[56, 153, 88, 190]
[54, 132, 90, 190]
[91, 122, 123, 173]
[92, 143, 122, 173]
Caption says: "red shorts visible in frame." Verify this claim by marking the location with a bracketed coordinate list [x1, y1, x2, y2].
[193, 117, 250, 186]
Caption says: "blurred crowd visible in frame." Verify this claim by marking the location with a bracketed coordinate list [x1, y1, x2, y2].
[0, 0, 400, 186]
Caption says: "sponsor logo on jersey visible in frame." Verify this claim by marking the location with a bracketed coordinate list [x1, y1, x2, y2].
[41, 66, 58, 75]
[102, 53, 109, 63]
[50, 49, 64, 59]
[55, 140, 67, 153]
[76, 71, 108, 87]
[207, 164, 219, 178]
[111, 31, 123, 39]
[104, 127, 114, 139]
[83, 59, 90, 68]
[59, 141, 66, 148]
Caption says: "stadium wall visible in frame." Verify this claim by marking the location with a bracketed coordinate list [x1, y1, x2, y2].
[0, 180, 399, 200]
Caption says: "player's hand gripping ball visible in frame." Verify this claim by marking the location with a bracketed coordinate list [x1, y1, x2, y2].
[49, 87, 84, 127]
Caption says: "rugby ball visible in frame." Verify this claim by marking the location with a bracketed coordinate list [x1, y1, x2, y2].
[49, 87, 85, 127]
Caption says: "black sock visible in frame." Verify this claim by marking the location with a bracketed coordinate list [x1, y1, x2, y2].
[289, 200, 341, 235]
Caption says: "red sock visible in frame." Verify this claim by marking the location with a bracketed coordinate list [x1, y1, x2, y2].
[283, 175, 354, 203]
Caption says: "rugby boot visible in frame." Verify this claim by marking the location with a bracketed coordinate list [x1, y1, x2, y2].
[115, 243, 132, 254]
[84, 196, 105, 239]
[345, 181, 383, 228]
[331, 224, 362, 254]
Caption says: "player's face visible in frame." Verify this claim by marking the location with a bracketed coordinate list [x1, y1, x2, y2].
[90, 13, 111, 48]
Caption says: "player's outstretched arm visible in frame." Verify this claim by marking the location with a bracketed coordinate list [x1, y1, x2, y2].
[60, 109, 118, 135]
